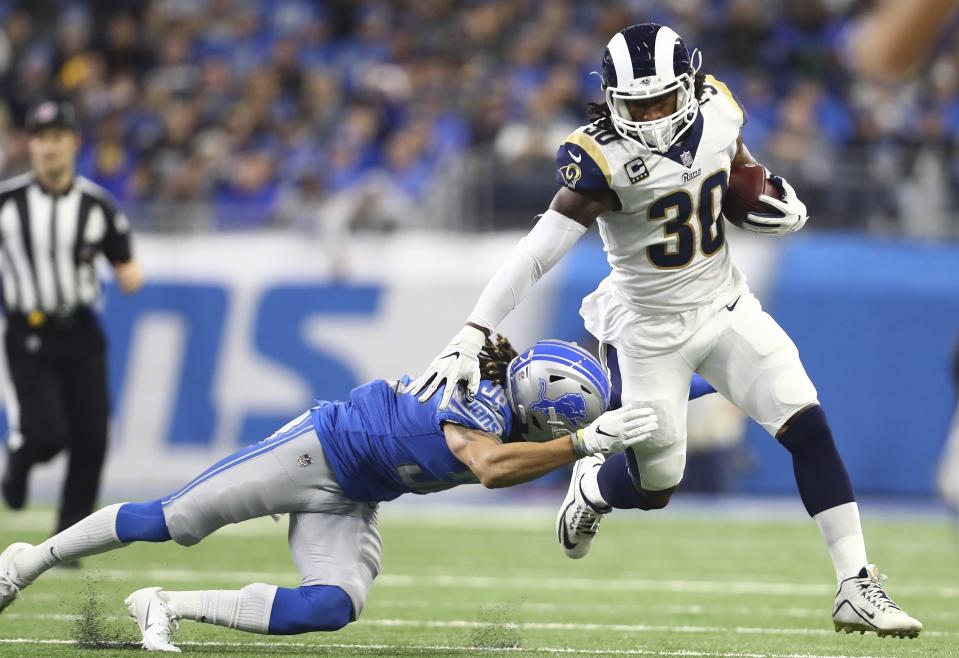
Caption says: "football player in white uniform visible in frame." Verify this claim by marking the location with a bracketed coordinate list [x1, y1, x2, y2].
[415, 23, 921, 638]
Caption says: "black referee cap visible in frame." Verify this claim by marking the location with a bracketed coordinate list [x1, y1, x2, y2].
[25, 100, 78, 134]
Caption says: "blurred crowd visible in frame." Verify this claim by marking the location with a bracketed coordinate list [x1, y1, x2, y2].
[0, 0, 957, 233]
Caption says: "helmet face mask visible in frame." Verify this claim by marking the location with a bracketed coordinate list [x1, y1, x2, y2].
[506, 340, 611, 443]
[601, 23, 702, 153]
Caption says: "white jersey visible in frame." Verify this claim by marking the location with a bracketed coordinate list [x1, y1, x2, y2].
[555, 75, 746, 313]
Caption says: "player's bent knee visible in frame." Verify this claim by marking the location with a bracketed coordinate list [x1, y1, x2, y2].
[268, 585, 354, 634]
[777, 404, 828, 445]
[639, 486, 675, 510]
[751, 368, 818, 436]
[632, 450, 685, 492]
[115, 500, 172, 543]
[772, 370, 818, 413]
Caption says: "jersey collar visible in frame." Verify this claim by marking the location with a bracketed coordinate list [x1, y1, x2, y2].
[656, 111, 704, 168]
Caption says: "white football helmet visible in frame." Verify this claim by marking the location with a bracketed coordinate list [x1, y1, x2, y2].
[506, 340, 611, 442]
[601, 23, 701, 152]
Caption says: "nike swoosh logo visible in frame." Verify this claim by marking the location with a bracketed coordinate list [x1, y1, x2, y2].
[558, 502, 578, 549]
[725, 295, 741, 312]
[834, 600, 879, 627]
[49, 546, 58, 560]
[595, 426, 616, 438]
[439, 351, 460, 360]
[144, 601, 153, 631]
[567, 149, 582, 163]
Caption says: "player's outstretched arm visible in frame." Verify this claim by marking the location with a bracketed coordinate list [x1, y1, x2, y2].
[444, 406, 657, 489]
[848, 0, 959, 83]
[732, 134, 809, 236]
[413, 187, 616, 410]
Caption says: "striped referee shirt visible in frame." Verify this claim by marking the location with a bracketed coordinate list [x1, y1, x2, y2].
[0, 172, 132, 316]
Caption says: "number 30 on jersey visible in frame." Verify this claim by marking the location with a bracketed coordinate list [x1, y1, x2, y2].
[647, 170, 728, 269]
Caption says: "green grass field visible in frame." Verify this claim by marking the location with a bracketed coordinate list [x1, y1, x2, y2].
[0, 505, 956, 657]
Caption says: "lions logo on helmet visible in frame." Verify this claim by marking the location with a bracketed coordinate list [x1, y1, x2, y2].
[506, 340, 611, 442]
[600, 23, 702, 152]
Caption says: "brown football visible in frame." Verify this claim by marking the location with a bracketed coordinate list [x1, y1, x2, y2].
[722, 164, 782, 227]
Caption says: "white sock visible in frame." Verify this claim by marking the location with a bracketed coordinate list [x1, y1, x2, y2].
[161, 583, 277, 634]
[12, 503, 126, 584]
[580, 462, 608, 510]
[814, 502, 868, 582]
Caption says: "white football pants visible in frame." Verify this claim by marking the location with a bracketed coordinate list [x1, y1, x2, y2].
[599, 288, 818, 491]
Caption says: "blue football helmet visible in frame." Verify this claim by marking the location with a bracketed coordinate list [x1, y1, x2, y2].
[601, 23, 702, 152]
[506, 340, 611, 442]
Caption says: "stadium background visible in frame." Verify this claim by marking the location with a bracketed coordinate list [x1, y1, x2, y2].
[0, 0, 956, 503]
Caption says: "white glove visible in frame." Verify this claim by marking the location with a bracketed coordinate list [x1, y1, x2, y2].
[743, 175, 808, 236]
[412, 325, 486, 410]
[571, 406, 659, 457]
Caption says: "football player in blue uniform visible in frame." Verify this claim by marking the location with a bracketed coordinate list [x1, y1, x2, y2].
[416, 23, 921, 637]
[0, 337, 661, 652]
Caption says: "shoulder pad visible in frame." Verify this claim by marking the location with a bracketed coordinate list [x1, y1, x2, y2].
[555, 127, 615, 192]
[702, 75, 747, 128]
[437, 381, 511, 438]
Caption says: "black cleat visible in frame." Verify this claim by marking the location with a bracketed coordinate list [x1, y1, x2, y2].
[1, 466, 28, 510]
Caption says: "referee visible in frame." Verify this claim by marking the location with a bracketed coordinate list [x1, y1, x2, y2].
[0, 100, 142, 539]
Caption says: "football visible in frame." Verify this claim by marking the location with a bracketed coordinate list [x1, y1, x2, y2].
[722, 163, 783, 227]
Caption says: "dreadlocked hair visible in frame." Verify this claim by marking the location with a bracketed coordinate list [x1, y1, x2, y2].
[586, 100, 614, 132]
[586, 72, 707, 131]
[478, 334, 519, 387]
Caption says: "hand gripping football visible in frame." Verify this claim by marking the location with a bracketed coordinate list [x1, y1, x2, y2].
[722, 164, 783, 227]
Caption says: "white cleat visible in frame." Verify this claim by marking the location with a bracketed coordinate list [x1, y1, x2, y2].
[832, 564, 922, 639]
[0, 542, 31, 614]
[556, 454, 610, 559]
[125, 587, 181, 652]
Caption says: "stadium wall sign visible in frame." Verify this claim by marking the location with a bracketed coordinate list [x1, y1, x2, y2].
[0, 232, 952, 497]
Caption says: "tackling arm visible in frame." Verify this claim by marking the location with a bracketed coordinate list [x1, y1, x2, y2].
[444, 405, 658, 489]
[443, 423, 577, 489]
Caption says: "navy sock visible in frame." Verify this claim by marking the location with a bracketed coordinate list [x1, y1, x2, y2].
[777, 405, 855, 517]
[268, 585, 353, 634]
[597, 452, 652, 510]
[115, 500, 171, 543]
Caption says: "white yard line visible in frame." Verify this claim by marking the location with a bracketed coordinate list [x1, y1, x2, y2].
[364, 619, 953, 638]
[2, 613, 953, 638]
[370, 599, 959, 620]
[0, 638, 892, 658]
[34, 567, 959, 599]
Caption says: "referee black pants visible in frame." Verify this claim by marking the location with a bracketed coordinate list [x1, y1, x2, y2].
[4, 311, 109, 533]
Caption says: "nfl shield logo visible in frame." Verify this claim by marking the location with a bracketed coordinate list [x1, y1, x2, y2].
[681, 150, 694, 168]
[297, 453, 312, 468]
